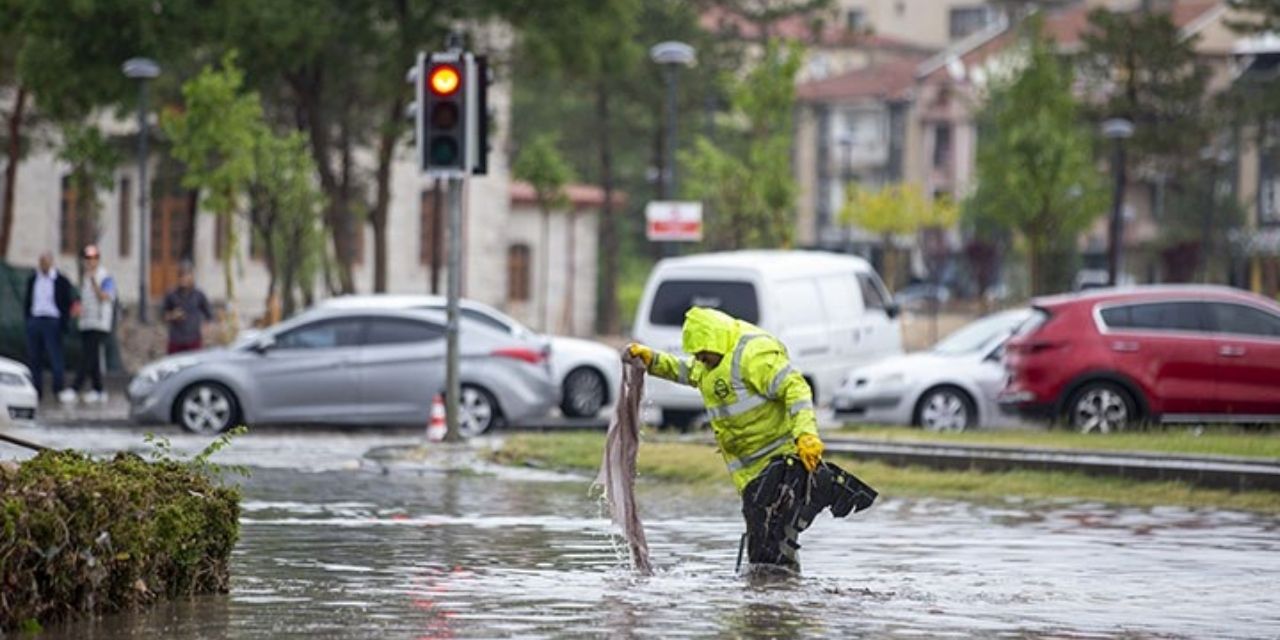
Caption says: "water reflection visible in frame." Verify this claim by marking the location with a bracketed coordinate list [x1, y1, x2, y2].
[29, 462, 1280, 639]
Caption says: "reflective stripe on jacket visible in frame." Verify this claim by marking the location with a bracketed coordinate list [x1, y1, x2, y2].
[648, 307, 818, 492]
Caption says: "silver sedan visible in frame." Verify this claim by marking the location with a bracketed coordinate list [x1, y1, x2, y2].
[128, 307, 557, 435]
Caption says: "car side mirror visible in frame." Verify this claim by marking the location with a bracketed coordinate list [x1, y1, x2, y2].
[250, 335, 276, 354]
[885, 303, 901, 320]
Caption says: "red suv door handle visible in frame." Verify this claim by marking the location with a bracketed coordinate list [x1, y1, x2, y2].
[1219, 345, 1247, 358]
[1110, 341, 1140, 352]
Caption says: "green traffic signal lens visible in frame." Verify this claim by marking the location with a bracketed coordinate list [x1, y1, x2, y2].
[429, 136, 459, 165]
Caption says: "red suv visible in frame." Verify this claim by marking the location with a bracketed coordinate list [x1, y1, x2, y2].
[1000, 286, 1280, 432]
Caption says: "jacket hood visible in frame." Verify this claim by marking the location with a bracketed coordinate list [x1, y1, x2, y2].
[681, 307, 738, 356]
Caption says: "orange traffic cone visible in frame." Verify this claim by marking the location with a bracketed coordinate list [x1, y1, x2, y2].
[427, 393, 447, 442]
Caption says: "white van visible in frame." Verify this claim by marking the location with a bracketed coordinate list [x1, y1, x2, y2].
[632, 250, 903, 428]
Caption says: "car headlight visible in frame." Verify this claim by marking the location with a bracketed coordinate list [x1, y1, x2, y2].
[0, 372, 27, 387]
[136, 357, 199, 386]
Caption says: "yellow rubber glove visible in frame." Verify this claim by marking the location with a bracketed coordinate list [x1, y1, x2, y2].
[796, 433, 824, 472]
[625, 343, 654, 367]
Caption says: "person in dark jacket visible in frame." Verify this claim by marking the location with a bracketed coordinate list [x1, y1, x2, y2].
[24, 252, 76, 401]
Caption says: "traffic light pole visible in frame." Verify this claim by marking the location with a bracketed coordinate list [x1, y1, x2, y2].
[444, 176, 464, 442]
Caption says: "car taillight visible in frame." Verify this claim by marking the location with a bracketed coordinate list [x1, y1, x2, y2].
[493, 347, 545, 365]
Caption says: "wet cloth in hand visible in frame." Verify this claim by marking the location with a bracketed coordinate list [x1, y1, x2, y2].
[595, 360, 653, 574]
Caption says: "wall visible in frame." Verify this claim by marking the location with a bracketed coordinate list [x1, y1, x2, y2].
[504, 204, 599, 337]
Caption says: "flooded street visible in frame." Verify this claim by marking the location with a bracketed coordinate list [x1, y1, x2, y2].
[7, 426, 1280, 639]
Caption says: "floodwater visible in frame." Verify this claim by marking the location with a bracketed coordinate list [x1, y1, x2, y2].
[7, 426, 1280, 639]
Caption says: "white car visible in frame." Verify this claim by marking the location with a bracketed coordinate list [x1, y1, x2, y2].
[319, 295, 622, 418]
[832, 309, 1032, 431]
[0, 356, 38, 426]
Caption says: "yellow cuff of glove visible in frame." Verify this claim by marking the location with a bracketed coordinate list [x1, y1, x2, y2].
[625, 343, 654, 367]
[796, 433, 824, 472]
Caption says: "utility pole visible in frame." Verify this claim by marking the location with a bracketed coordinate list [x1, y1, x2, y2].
[444, 175, 463, 442]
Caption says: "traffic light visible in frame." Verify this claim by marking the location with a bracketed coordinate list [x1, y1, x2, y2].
[413, 50, 488, 176]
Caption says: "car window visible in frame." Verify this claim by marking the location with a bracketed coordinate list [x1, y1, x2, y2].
[363, 318, 444, 346]
[461, 308, 515, 334]
[1208, 303, 1280, 338]
[275, 319, 364, 349]
[856, 273, 889, 311]
[1099, 302, 1206, 333]
[648, 280, 759, 326]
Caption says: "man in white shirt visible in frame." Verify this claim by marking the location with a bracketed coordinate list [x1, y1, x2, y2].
[23, 252, 75, 401]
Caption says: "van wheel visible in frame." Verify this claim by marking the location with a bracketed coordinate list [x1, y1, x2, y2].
[914, 386, 976, 432]
[1066, 382, 1138, 434]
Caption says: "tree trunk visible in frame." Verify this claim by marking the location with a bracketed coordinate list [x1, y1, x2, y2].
[881, 232, 897, 291]
[1028, 238, 1043, 297]
[561, 207, 577, 335]
[539, 204, 551, 332]
[370, 98, 402, 293]
[594, 83, 620, 335]
[291, 71, 355, 295]
[0, 86, 27, 259]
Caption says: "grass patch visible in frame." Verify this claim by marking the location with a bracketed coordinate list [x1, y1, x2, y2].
[490, 432, 1280, 514]
[834, 424, 1280, 460]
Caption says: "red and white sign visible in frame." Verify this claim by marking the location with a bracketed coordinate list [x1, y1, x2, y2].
[645, 201, 703, 242]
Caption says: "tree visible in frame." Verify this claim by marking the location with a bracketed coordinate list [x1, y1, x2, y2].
[1077, 7, 1211, 180]
[512, 134, 574, 332]
[682, 40, 803, 251]
[247, 131, 326, 317]
[161, 55, 262, 331]
[840, 183, 957, 291]
[970, 22, 1107, 295]
[57, 124, 120, 256]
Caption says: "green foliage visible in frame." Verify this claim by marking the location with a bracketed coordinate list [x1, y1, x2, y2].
[842, 183, 958, 290]
[57, 124, 120, 244]
[970, 21, 1106, 295]
[0, 442, 243, 631]
[247, 131, 326, 316]
[162, 53, 262, 313]
[1077, 7, 1211, 173]
[682, 40, 804, 250]
[513, 134, 574, 212]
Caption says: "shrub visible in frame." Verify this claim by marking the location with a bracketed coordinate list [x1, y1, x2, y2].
[0, 435, 242, 631]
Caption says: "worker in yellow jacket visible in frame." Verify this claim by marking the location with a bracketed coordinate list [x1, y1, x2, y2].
[626, 306, 825, 570]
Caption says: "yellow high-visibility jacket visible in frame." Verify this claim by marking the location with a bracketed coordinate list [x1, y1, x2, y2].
[648, 307, 818, 492]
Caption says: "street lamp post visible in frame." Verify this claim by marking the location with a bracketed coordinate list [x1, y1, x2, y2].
[123, 57, 160, 323]
[1102, 118, 1134, 287]
[838, 134, 854, 252]
[650, 41, 695, 255]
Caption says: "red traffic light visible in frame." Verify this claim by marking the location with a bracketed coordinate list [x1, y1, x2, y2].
[428, 64, 461, 96]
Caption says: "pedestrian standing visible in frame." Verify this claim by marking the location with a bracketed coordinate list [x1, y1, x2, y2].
[163, 262, 212, 354]
[70, 244, 116, 403]
[23, 252, 75, 402]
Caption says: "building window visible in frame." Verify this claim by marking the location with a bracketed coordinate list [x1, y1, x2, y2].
[59, 175, 82, 256]
[845, 9, 865, 31]
[950, 6, 996, 40]
[933, 124, 952, 170]
[507, 244, 531, 303]
[1262, 175, 1280, 226]
[420, 188, 441, 265]
[118, 178, 132, 257]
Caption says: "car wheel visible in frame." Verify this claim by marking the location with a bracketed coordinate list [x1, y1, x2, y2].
[176, 382, 240, 434]
[1067, 382, 1137, 434]
[560, 367, 607, 418]
[915, 386, 976, 432]
[459, 385, 502, 438]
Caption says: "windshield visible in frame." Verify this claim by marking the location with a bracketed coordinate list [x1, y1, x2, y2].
[648, 280, 760, 326]
[932, 310, 1031, 355]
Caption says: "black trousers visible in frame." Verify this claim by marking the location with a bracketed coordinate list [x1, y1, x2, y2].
[72, 330, 108, 393]
[741, 465, 802, 570]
